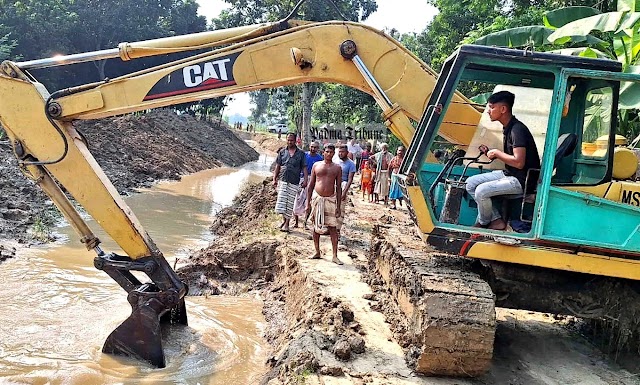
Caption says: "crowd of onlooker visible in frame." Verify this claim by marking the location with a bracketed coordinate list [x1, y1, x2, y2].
[272, 132, 405, 265]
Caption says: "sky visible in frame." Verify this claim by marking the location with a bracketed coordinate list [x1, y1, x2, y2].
[195, 0, 438, 120]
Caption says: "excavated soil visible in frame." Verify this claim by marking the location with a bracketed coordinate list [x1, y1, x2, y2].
[233, 130, 288, 153]
[177, 179, 280, 296]
[179, 177, 640, 384]
[0, 109, 258, 244]
[3, 113, 639, 383]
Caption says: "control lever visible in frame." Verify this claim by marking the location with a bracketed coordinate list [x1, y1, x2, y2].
[478, 144, 489, 157]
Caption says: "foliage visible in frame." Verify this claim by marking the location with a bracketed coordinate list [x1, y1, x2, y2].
[386, 133, 403, 154]
[419, 0, 611, 72]
[313, 83, 382, 125]
[472, 25, 606, 48]
[213, 0, 377, 28]
[418, 0, 502, 71]
[212, 0, 379, 146]
[468, 2, 640, 140]
[250, 90, 270, 124]
[173, 97, 227, 117]
[0, 0, 217, 114]
[0, 31, 16, 61]
[393, 31, 431, 64]
[583, 87, 614, 142]
[29, 209, 58, 242]
[292, 368, 313, 385]
[470, 91, 492, 105]
[0, 1, 205, 81]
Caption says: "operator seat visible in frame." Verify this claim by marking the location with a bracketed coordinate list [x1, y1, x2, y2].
[553, 133, 578, 170]
[503, 132, 578, 224]
[509, 132, 577, 197]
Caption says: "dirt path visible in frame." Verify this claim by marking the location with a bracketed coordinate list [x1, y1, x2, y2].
[484, 309, 638, 385]
[179, 176, 640, 384]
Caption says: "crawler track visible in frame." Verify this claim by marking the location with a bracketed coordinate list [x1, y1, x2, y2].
[371, 226, 496, 376]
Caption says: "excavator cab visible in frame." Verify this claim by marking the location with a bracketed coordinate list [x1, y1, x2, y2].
[402, 45, 640, 278]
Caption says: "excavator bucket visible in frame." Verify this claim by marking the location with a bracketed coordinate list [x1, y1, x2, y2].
[101, 281, 188, 368]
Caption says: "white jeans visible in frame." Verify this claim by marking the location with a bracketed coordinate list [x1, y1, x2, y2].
[465, 170, 522, 225]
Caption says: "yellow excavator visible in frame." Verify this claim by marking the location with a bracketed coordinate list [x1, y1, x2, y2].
[1, 16, 639, 374]
[0, 19, 446, 368]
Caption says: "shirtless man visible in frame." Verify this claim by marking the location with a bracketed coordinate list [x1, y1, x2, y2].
[306, 144, 343, 265]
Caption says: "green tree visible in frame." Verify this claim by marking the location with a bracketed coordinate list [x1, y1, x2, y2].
[0, 30, 17, 61]
[250, 90, 270, 124]
[213, 0, 377, 146]
[420, 0, 501, 71]
[469, 2, 640, 140]
[418, 0, 610, 72]
[0, 0, 76, 61]
[0, 0, 206, 88]
[313, 83, 381, 125]
[65, 0, 205, 80]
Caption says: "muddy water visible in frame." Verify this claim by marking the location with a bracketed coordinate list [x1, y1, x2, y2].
[0, 153, 274, 384]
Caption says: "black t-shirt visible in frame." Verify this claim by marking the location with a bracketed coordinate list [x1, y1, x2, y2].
[276, 147, 307, 185]
[503, 116, 540, 192]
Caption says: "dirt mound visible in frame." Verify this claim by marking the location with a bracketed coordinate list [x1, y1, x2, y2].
[76, 109, 259, 192]
[252, 134, 287, 153]
[0, 109, 259, 243]
[261, 250, 367, 383]
[0, 140, 52, 243]
[178, 240, 279, 295]
[178, 178, 279, 295]
[233, 130, 287, 153]
[209, 178, 277, 237]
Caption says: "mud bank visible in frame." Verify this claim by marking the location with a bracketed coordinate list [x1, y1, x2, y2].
[0, 109, 258, 243]
[178, 179, 280, 296]
[179, 180, 428, 384]
[180, 178, 639, 384]
[232, 130, 287, 153]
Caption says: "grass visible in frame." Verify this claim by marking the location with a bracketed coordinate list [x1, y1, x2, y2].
[292, 368, 313, 384]
[29, 208, 59, 242]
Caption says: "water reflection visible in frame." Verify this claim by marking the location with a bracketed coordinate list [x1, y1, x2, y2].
[0, 153, 273, 384]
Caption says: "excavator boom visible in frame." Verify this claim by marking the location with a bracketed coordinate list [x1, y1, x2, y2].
[0, 20, 476, 367]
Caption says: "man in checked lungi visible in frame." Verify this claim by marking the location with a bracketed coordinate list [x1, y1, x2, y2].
[273, 132, 307, 233]
[306, 143, 344, 265]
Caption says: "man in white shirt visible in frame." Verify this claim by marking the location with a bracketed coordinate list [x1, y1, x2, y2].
[346, 136, 363, 172]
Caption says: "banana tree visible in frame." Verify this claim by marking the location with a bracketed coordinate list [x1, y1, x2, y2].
[472, 1, 640, 141]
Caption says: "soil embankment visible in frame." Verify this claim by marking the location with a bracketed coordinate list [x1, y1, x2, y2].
[178, 177, 639, 384]
[0, 109, 258, 243]
[232, 130, 288, 153]
[2, 115, 638, 383]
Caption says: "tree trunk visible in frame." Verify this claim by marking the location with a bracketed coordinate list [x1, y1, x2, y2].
[93, 59, 107, 81]
[301, 83, 317, 148]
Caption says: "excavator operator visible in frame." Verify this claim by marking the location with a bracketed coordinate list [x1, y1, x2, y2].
[465, 91, 541, 230]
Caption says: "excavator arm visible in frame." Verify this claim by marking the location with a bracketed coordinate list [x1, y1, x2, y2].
[0, 20, 479, 367]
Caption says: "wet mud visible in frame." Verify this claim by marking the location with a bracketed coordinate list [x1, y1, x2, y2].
[179, 177, 640, 384]
[0, 109, 258, 244]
